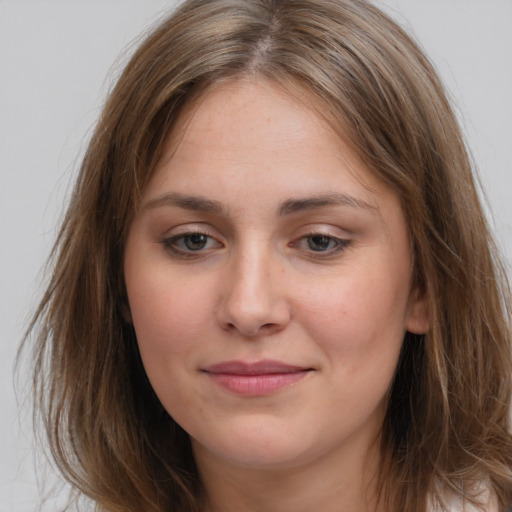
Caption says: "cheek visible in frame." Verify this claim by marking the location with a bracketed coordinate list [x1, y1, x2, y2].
[296, 260, 410, 362]
[125, 270, 217, 410]
[126, 268, 215, 360]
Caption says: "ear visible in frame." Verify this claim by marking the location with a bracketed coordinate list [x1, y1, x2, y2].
[405, 287, 430, 334]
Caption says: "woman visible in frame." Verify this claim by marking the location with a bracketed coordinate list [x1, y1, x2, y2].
[27, 0, 512, 510]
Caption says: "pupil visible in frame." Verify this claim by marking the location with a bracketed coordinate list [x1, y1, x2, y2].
[308, 235, 331, 251]
[185, 234, 208, 250]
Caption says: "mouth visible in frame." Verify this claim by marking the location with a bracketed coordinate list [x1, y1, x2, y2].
[201, 360, 314, 396]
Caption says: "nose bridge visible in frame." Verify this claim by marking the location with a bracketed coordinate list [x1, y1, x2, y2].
[218, 239, 289, 336]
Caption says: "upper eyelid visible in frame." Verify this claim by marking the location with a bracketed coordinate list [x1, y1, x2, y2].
[292, 226, 351, 241]
[159, 223, 351, 244]
[291, 220, 353, 234]
[160, 224, 221, 240]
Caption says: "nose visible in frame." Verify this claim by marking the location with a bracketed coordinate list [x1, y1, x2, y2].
[216, 246, 291, 338]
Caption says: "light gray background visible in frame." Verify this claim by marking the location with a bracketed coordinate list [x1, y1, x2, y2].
[1, 1, 511, 510]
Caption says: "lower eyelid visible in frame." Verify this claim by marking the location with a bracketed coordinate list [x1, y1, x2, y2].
[313, 238, 349, 251]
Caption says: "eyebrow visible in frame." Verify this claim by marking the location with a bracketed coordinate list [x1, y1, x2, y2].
[278, 193, 377, 216]
[143, 192, 227, 215]
[142, 191, 376, 216]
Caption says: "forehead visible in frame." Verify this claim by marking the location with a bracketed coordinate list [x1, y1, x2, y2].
[150, 78, 384, 202]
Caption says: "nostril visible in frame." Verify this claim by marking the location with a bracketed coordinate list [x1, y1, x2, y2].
[222, 319, 285, 339]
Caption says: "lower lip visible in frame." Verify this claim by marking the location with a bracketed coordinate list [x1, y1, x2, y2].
[205, 371, 309, 396]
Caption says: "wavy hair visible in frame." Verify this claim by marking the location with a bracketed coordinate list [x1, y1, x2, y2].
[26, 0, 512, 510]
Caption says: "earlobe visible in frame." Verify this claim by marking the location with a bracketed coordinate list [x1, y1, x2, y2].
[406, 288, 430, 334]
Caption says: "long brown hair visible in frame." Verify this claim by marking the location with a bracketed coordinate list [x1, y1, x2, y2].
[26, 0, 512, 510]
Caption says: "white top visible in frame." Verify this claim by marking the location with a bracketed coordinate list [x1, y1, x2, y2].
[428, 488, 498, 512]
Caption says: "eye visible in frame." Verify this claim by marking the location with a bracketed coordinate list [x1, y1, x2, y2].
[179, 233, 212, 251]
[305, 234, 340, 252]
[161, 232, 222, 256]
[291, 233, 350, 256]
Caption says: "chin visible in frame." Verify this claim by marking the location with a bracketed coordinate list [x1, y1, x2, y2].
[190, 416, 317, 471]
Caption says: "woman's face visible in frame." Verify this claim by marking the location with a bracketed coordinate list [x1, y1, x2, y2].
[124, 79, 428, 474]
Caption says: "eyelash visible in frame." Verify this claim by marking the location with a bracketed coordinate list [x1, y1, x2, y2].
[290, 232, 350, 258]
[161, 231, 222, 258]
[160, 231, 350, 259]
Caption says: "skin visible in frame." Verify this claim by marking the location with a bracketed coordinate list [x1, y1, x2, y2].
[124, 79, 429, 512]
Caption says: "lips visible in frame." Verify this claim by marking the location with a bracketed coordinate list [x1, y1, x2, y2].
[202, 360, 312, 396]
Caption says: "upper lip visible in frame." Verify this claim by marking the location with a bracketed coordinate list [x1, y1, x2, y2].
[202, 360, 311, 375]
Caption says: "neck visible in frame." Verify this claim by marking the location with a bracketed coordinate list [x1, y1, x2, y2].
[195, 437, 385, 512]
